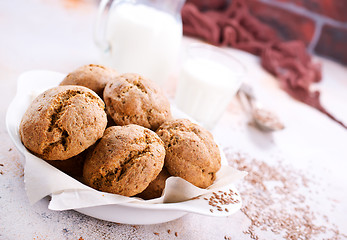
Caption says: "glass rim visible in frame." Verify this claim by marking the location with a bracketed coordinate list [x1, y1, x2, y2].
[185, 42, 247, 77]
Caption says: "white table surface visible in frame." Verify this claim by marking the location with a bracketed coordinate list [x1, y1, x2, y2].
[1, 1, 347, 239]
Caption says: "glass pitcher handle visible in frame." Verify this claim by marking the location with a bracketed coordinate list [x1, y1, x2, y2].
[94, 0, 113, 53]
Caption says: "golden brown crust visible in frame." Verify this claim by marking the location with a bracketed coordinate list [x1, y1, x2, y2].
[156, 119, 221, 188]
[83, 125, 165, 196]
[19, 85, 107, 160]
[136, 167, 171, 200]
[60, 64, 118, 98]
[103, 73, 172, 131]
[45, 150, 86, 177]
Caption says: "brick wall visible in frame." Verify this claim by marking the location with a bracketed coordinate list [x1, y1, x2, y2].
[244, 0, 347, 65]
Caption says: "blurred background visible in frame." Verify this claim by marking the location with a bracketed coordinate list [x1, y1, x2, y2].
[1, 0, 346, 69]
[187, 0, 347, 66]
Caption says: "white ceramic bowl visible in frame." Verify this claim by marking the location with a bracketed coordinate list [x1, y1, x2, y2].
[6, 70, 243, 225]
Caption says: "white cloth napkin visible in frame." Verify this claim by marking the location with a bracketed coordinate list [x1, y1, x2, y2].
[24, 147, 246, 210]
[9, 70, 247, 211]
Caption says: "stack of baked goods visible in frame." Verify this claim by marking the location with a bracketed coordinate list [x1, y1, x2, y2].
[19, 64, 222, 200]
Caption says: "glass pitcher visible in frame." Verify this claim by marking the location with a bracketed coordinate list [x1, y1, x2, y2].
[94, 0, 186, 87]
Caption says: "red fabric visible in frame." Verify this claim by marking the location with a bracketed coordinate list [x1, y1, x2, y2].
[186, 0, 228, 11]
[182, 0, 346, 129]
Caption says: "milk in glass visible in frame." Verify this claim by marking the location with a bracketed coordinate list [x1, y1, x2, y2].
[175, 57, 244, 129]
[102, 3, 182, 86]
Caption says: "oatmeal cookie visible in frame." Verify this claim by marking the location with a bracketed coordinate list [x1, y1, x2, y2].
[103, 73, 171, 131]
[156, 119, 221, 188]
[83, 125, 165, 196]
[45, 150, 86, 178]
[60, 64, 118, 98]
[137, 167, 171, 200]
[19, 85, 107, 160]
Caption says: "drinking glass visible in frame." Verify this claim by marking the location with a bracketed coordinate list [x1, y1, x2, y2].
[175, 43, 246, 129]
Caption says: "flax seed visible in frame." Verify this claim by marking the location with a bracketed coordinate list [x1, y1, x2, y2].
[225, 150, 345, 240]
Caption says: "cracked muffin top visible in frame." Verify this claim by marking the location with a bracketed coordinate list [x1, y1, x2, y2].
[60, 64, 119, 98]
[19, 85, 107, 160]
[103, 73, 172, 131]
[156, 119, 221, 189]
[83, 125, 165, 196]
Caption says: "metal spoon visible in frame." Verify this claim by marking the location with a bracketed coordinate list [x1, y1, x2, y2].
[238, 83, 284, 132]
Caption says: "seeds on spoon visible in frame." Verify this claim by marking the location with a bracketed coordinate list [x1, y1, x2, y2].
[252, 107, 284, 131]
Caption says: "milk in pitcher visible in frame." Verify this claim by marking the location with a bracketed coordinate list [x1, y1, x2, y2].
[102, 3, 182, 86]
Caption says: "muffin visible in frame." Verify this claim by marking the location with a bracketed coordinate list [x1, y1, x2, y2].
[60, 64, 118, 98]
[103, 73, 171, 131]
[83, 125, 165, 196]
[156, 119, 221, 188]
[19, 85, 107, 160]
[45, 150, 86, 178]
[137, 167, 171, 200]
